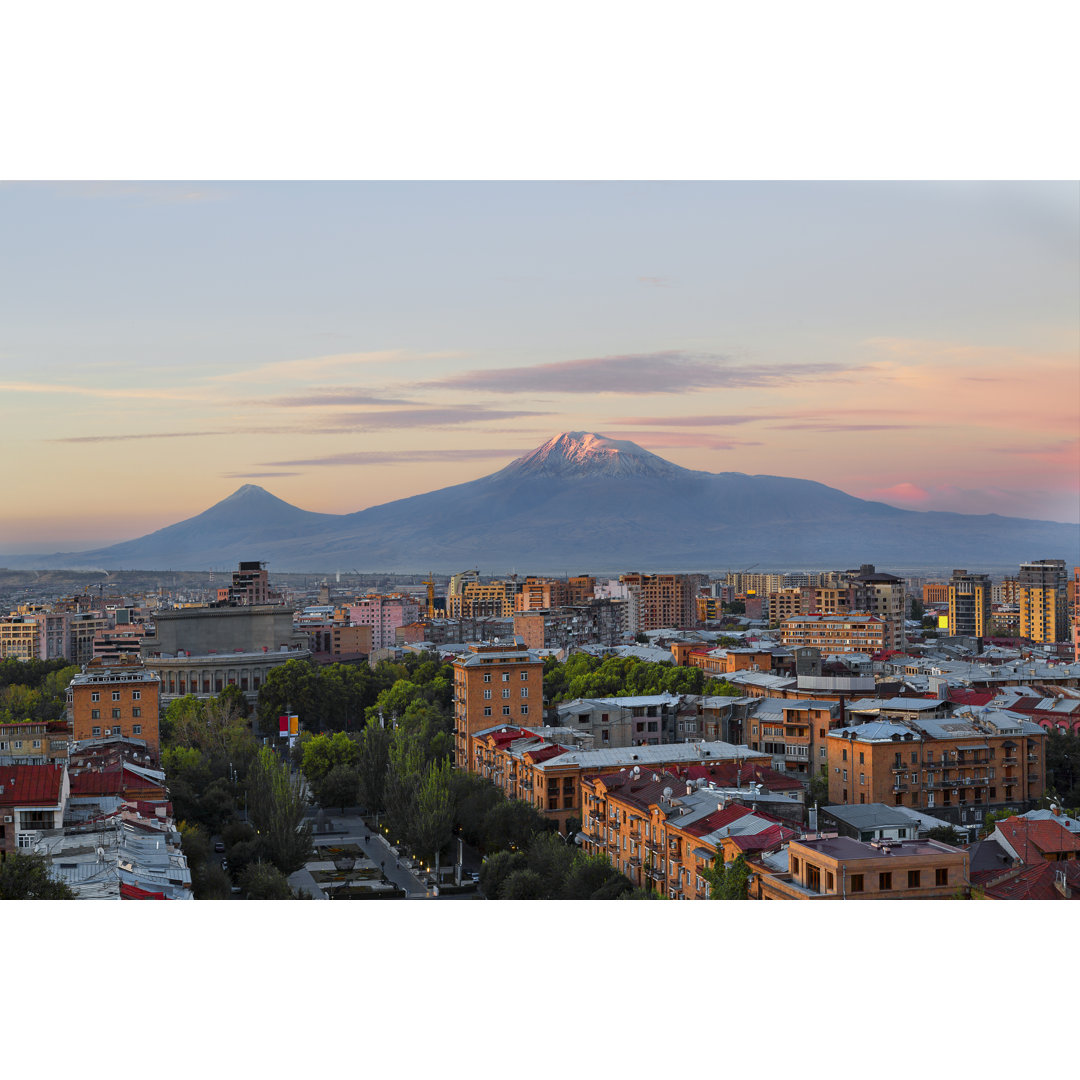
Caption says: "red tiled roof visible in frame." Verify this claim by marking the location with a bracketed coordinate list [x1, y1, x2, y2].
[996, 817, 1080, 862]
[0, 764, 64, 807]
[1004, 697, 1042, 714]
[69, 767, 124, 797]
[947, 689, 996, 707]
[980, 861, 1080, 901]
[684, 804, 754, 837]
[729, 822, 795, 853]
[119, 883, 166, 900]
[525, 744, 569, 764]
[681, 762, 804, 792]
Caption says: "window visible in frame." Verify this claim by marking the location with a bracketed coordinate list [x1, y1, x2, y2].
[111, 726, 121, 736]
[842, 769, 848, 782]
[13, 741, 22, 750]
[483, 707, 492, 717]
[520, 672, 528, 680]
[825, 871, 834, 892]
[91, 692, 100, 702]
[520, 687, 528, 698]
[112, 691, 121, 701]
[842, 748, 848, 762]
[879, 871, 892, 890]
[91, 709, 100, 720]
[520, 705, 528, 716]
[132, 707, 140, 718]
[502, 688, 510, 699]
[860, 773, 865, 785]
[935, 868, 948, 886]
[850, 874, 864, 893]
[859, 752, 864, 764]
[502, 672, 510, 682]
[132, 690, 140, 700]
[483, 689, 491, 699]
[907, 870, 921, 889]
[133, 725, 142, 735]
[502, 706, 511, 716]
[483, 673, 491, 683]
[32, 740, 41, 749]
[112, 709, 121, 719]
[791, 857, 799, 874]
[92, 726, 101, 737]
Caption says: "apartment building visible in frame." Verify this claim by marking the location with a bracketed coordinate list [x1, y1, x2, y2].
[451, 639, 545, 767]
[947, 570, 992, 638]
[553, 692, 684, 748]
[781, 613, 888, 654]
[346, 594, 422, 650]
[826, 707, 1046, 827]
[514, 577, 570, 612]
[67, 658, 161, 761]
[747, 698, 841, 780]
[0, 720, 69, 765]
[0, 763, 69, 860]
[579, 768, 795, 897]
[754, 835, 969, 899]
[620, 573, 700, 632]
[512, 600, 627, 650]
[1018, 558, 1069, 643]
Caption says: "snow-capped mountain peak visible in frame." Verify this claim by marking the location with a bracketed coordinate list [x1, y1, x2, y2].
[502, 431, 685, 479]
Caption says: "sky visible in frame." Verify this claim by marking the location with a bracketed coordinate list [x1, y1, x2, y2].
[0, 180, 1076, 552]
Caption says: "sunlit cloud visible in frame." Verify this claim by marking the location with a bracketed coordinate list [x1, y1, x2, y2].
[253, 389, 415, 407]
[611, 430, 764, 451]
[208, 349, 465, 385]
[866, 482, 931, 504]
[424, 352, 856, 395]
[220, 471, 302, 478]
[317, 407, 550, 430]
[0, 380, 207, 402]
[52, 431, 229, 444]
[611, 414, 782, 427]
[261, 448, 527, 468]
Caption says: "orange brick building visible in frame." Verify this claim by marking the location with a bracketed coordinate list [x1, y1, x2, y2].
[826, 708, 1047, 829]
[452, 639, 544, 766]
[780, 613, 887, 654]
[621, 573, 699, 632]
[67, 657, 161, 761]
[754, 835, 969, 899]
[580, 768, 795, 897]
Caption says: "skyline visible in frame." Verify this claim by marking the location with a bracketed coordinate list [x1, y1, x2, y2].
[1, 181, 1077, 554]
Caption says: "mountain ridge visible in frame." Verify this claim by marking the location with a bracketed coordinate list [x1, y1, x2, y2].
[4, 432, 1077, 571]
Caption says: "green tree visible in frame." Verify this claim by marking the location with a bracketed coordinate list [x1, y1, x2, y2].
[0, 851, 75, 899]
[412, 758, 454, 866]
[255, 658, 320, 739]
[499, 868, 546, 899]
[302, 730, 360, 783]
[177, 821, 212, 875]
[383, 727, 425, 844]
[525, 832, 576, 896]
[807, 772, 830, 807]
[482, 798, 550, 853]
[700, 853, 751, 899]
[478, 850, 526, 897]
[194, 862, 232, 900]
[561, 853, 633, 899]
[314, 764, 361, 813]
[925, 825, 963, 846]
[239, 861, 295, 900]
[449, 769, 504, 847]
[357, 720, 391, 812]
[246, 747, 313, 875]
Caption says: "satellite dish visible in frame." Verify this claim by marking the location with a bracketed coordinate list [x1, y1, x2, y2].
[662, 787, 673, 799]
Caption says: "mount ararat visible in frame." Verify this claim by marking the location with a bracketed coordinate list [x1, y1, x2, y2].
[7, 433, 1078, 572]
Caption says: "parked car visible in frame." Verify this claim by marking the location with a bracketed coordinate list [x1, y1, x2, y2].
[214, 841, 226, 853]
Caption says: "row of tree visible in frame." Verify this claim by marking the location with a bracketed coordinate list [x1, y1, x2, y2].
[542, 652, 740, 704]
[0, 657, 79, 725]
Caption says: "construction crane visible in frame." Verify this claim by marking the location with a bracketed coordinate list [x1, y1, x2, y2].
[422, 574, 436, 619]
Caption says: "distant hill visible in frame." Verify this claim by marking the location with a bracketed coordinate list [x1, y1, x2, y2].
[6, 432, 1078, 572]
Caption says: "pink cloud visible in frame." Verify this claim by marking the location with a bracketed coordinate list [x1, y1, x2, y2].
[867, 482, 930, 504]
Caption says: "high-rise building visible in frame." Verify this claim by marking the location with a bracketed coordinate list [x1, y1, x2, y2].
[1017, 558, 1069, 643]
[620, 573, 699, 631]
[947, 570, 992, 638]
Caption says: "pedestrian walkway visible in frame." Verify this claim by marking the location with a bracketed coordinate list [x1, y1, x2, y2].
[306, 809, 430, 899]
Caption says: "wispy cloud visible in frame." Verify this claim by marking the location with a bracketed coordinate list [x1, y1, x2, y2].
[52, 430, 230, 444]
[776, 422, 921, 432]
[255, 389, 415, 408]
[220, 471, 302, 479]
[424, 352, 855, 395]
[208, 350, 465, 385]
[611, 414, 782, 427]
[1, 380, 206, 402]
[611, 430, 763, 451]
[316, 407, 549, 431]
[261, 448, 526, 468]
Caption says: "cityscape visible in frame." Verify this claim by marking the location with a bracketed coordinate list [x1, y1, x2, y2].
[2, 548, 1078, 902]
[1, 182, 1077, 907]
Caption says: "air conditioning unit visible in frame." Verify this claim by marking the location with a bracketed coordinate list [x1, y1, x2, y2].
[3, 816, 12, 824]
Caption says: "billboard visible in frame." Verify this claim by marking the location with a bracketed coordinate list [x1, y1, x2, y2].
[279, 714, 299, 736]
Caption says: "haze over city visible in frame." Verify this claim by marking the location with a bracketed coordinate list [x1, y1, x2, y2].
[2, 181, 1077, 556]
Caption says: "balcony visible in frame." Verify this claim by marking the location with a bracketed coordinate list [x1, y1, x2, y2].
[890, 762, 906, 773]
[892, 784, 908, 793]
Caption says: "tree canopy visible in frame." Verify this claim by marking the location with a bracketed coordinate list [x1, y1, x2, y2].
[0, 851, 75, 899]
